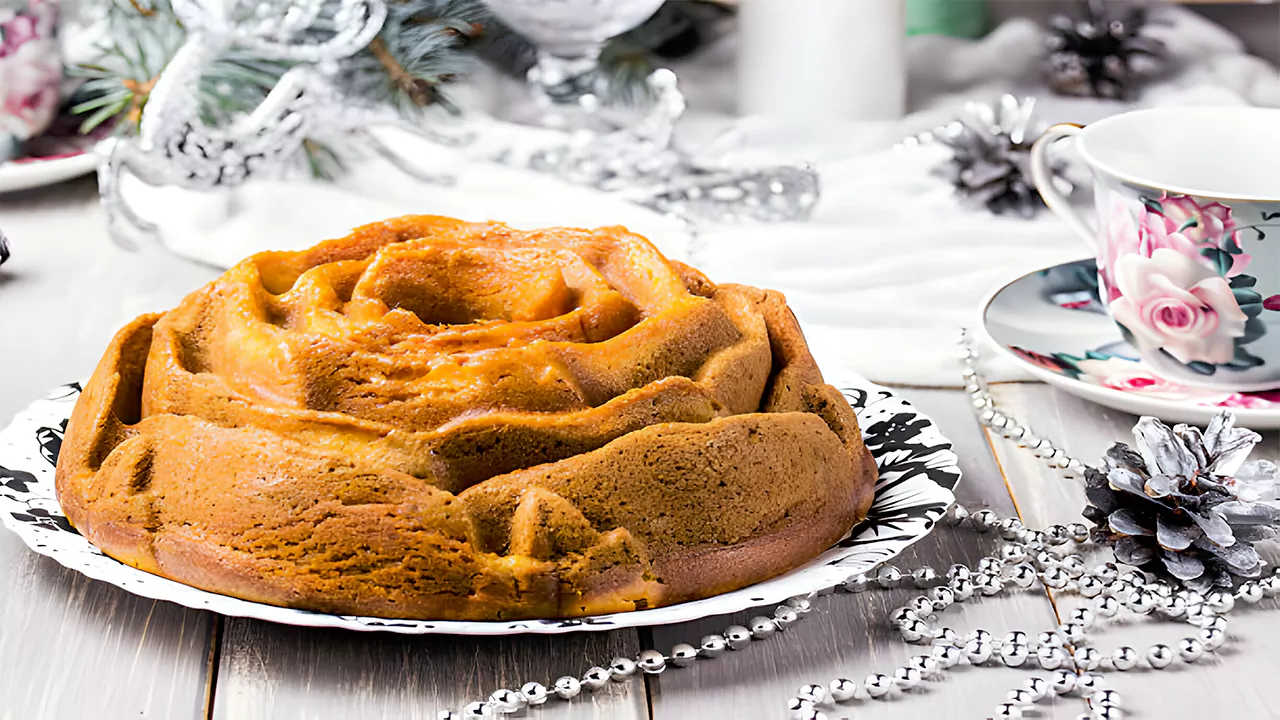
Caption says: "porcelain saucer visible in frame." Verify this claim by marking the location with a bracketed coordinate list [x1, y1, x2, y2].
[979, 258, 1280, 428]
[0, 151, 98, 194]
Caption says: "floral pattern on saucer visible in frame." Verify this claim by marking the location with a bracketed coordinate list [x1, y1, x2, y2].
[1009, 345, 1280, 410]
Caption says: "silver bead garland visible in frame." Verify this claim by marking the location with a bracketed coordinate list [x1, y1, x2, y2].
[436, 328, 1277, 720]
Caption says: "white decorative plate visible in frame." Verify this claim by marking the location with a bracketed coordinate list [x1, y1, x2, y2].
[981, 258, 1280, 428]
[0, 374, 958, 635]
[0, 151, 98, 193]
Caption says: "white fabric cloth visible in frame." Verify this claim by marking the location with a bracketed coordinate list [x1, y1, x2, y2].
[124, 5, 1280, 388]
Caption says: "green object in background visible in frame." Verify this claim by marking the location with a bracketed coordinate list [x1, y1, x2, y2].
[907, 0, 989, 38]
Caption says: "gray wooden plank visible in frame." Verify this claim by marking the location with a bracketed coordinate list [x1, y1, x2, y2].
[648, 388, 1077, 720]
[212, 619, 647, 720]
[1, 180, 221, 720]
[0, 539, 216, 719]
[987, 382, 1280, 720]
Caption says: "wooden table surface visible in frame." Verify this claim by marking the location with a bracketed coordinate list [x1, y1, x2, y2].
[3, 178, 1279, 720]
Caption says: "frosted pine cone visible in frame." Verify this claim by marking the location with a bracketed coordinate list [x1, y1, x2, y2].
[1083, 411, 1280, 592]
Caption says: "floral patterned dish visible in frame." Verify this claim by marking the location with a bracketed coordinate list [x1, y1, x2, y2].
[0, 373, 958, 635]
[980, 258, 1280, 428]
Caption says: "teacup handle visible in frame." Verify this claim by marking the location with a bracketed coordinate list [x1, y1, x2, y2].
[1029, 123, 1096, 253]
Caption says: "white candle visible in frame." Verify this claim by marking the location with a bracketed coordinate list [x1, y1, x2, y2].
[738, 0, 907, 122]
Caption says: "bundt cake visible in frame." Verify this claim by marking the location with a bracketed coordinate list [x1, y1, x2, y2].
[55, 215, 877, 621]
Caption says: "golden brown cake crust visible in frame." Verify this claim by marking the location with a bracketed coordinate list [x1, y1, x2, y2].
[55, 216, 877, 621]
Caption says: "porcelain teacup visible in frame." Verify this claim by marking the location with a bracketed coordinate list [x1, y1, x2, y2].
[1030, 106, 1280, 392]
[0, 0, 61, 162]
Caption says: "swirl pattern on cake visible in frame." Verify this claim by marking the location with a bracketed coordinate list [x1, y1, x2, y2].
[55, 216, 876, 620]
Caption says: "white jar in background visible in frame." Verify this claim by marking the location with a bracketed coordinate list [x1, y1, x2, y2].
[737, 0, 907, 122]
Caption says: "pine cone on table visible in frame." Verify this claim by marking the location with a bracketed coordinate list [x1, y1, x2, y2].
[1083, 411, 1280, 592]
[1045, 0, 1165, 100]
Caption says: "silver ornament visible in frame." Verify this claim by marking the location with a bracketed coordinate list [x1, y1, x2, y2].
[796, 684, 826, 704]
[581, 667, 610, 690]
[893, 666, 922, 690]
[877, 566, 904, 588]
[699, 635, 727, 658]
[1178, 638, 1205, 663]
[609, 657, 636, 680]
[438, 711, 459, 720]
[865, 673, 893, 698]
[913, 567, 939, 588]
[489, 689, 523, 713]
[1051, 669, 1077, 694]
[1207, 591, 1236, 614]
[909, 654, 941, 676]
[787, 596, 814, 614]
[930, 585, 956, 609]
[1078, 575, 1104, 598]
[1092, 690, 1123, 708]
[1000, 643, 1030, 668]
[1060, 554, 1088, 578]
[842, 574, 871, 593]
[1076, 673, 1103, 694]
[1260, 576, 1280, 598]
[998, 517, 1025, 540]
[1024, 677, 1050, 701]
[785, 697, 814, 714]
[1091, 708, 1123, 720]
[637, 649, 666, 674]
[1007, 689, 1034, 705]
[1120, 569, 1147, 587]
[891, 607, 918, 627]
[1237, 582, 1264, 604]
[1044, 524, 1071, 545]
[1162, 595, 1188, 619]
[749, 615, 777, 639]
[900, 619, 930, 644]
[1200, 627, 1226, 650]
[98, 0, 468, 248]
[554, 676, 581, 699]
[980, 575, 1005, 596]
[945, 504, 971, 526]
[829, 678, 858, 703]
[1073, 647, 1101, 671]
[724, 626, 752, 650]
[948, 564, 973, 581]
[773, 606, 800, 629]
[965, 639, 994, 664]
[1069, 608, 1095, 628]
[1094, 596, 1121, 618]
[670, 643, 698, 668]
[1035, 551, 1059, 570]
[1068, 522, 1090, 543]
[1095, 563, 1120, 583]
[994, 703, 1023, 718]
[462, 701, 494, 718]
[978, 557, 1003, 574]
[1111, 646, 1138, 671]
[1036, 645, 1067, 670]
[1002, 544, 1029, 563]
[1042, 567, 1070, 589]
[1005, 630, 1029, 645]
[1147, 645, 1174, 669]
[519, 681, 548, 706]
[951, 577, 976, 601]
[910, 596, 935, 616]
[933, 645, 963, 668]
[1010, 564, 1037, 588]
[971, 509, 999, 532]
[1060, 622, 1087, 643]
[1038, 631, 1065, 647]
[1125, 590, 1155, 615]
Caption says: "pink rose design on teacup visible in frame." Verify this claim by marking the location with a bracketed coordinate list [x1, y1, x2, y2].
[0, 1, 60, 143]
[1100, 192, 1252, 303]
[1109, 248, 1248, 366]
